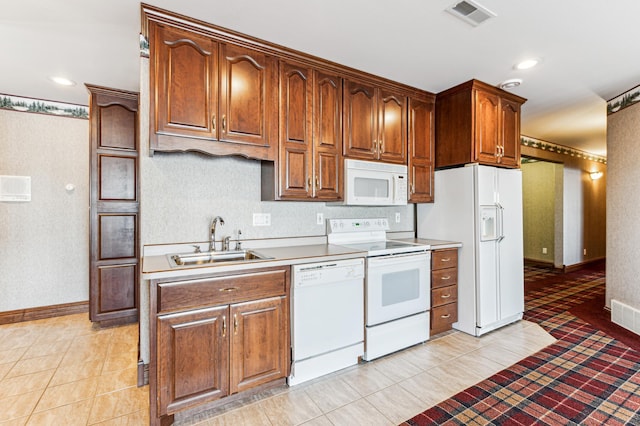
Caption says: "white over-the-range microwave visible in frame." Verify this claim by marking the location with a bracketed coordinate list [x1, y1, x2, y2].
[338, 159, 408, 206]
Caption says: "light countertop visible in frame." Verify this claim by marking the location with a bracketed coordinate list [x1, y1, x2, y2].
[142, 238, 462, 280]
[393, 238, 462, 250]
[142, 243, 367, 280]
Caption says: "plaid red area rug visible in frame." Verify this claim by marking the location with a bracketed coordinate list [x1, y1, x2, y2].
[400, 266, 640, 425]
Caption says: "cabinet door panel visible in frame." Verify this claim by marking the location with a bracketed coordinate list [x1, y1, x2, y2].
[155, 24, 217, 138]
[98, 265, 137, 313]
[99, 155, 136, 201]
[221, 44, 275, 146]
[343, 80, 376, 160]
[499, 98, 521, 167]
[99, 104, 137, 150]
[230, 297, 288, 394]
[408, 97, 434, 202]
[314, 71, 342, 200]
[316, 151, 341, 199]
[378, 90, 407, 164]
[158, 306, 229, 415]
[279, 61, 312, 198]
[98, 214, 136, 260]
[474, 90, 500, 164]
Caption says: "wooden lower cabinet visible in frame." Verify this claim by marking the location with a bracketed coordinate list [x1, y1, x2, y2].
[430, 249, 459, 336]
[158, 306, 229, 416]
[150, 267, 290, 425]
[230, 297, 288, 394]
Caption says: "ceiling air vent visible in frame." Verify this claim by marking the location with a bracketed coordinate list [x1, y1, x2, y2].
[446, 0, 496, 27]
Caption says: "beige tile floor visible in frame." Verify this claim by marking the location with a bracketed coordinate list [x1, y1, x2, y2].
[0, 314, 555, 426]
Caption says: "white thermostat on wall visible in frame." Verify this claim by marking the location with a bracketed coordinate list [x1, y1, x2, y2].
[0, 175, 31, 202]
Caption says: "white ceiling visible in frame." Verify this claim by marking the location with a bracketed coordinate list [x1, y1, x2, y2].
[3, 0, 640, 156]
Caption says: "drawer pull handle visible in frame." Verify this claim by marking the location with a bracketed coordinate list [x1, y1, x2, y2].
[222, 315, 227, 337]
[440, 313, 451, 319]
[441, 276, 451, 280]
[441, 294, 451, 299]
[212, 114, 216, 131]
[219, 287, 239, 292]
[233, 314, 238, 334]
[440, 258, 451, 262]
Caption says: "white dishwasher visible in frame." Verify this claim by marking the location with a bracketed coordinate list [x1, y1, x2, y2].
[289, 258, 365, 386]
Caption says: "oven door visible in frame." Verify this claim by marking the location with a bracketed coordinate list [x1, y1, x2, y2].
[366, 252, 430, 326]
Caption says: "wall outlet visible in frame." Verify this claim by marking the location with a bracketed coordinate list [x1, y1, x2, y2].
[316, 212, 324, 225]
[252, 213, 271, 226]
[395, 212, 401, 223]
[542, 247, 547, 254]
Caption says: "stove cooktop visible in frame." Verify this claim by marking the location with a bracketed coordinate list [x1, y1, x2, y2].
[337, 240, 429, 256]
[326, 218, 429, 256]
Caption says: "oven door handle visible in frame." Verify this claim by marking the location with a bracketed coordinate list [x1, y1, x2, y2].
[367, 252, 430, 267]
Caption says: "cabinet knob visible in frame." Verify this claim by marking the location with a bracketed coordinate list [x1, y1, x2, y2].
[315, 176, 319, 189]
[233, 314, 238, 334]
[441, 258, 451, 262]
[222, 115, 226, 132]
[372, 141, 377, 154]
[212, 114, 216, 131]
[378, 139, 383, 153]
[307, 177, 312, 189]
[441, 313, 451, 319]
[441, 294, 451, 299]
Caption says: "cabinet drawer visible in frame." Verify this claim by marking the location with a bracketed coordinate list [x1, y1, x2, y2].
[432, 249, 458, 270]
[431, 267, 457, 289]
[157, 268, 287, 313]
[431, 284, 457, 308]
[430, 303, 457, 335]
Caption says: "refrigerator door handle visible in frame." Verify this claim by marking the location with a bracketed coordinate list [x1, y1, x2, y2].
[496, 202, 505, 242]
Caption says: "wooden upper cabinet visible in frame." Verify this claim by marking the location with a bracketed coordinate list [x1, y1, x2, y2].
[153, 24, 217, 140]
[343, 78, 407, 164]
[474, 90, 500, 165]
[220, 44, 276, 147]
[149, 21, 277, 160]
[278, 61, 313, 199]
[343, 79, 377, 160]
[272, 61, 342, 201]
[313, 70, 342, 200]
[408, 95, 435, 203]
[435, 79, 526, 169]
[378, 90, 407, 163]
[499, 98, 521, 167]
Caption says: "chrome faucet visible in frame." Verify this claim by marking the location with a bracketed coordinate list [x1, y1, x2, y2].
[209, 216, 224, 252]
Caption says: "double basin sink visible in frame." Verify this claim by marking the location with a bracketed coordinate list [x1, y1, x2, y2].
[167, 249, 273, 268]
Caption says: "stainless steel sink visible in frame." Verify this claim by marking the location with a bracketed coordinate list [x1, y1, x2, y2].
[167, 249, 273, 268]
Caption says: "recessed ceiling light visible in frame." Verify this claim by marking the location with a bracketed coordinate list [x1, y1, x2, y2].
[515, 58, 540, 70]
[499, 78, 522, 90]
[49, 76, 76, 86]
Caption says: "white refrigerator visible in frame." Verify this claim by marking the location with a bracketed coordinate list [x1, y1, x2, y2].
[417, 164, 524, 336]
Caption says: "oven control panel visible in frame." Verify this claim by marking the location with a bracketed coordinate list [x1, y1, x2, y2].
[328, 218, 389, 233]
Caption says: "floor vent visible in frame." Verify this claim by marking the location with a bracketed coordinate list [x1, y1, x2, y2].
[445, 0, 496, 27]
[611, 299, 640, 336]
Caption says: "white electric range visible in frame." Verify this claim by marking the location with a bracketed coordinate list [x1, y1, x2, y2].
[327, 218, 431, 360]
